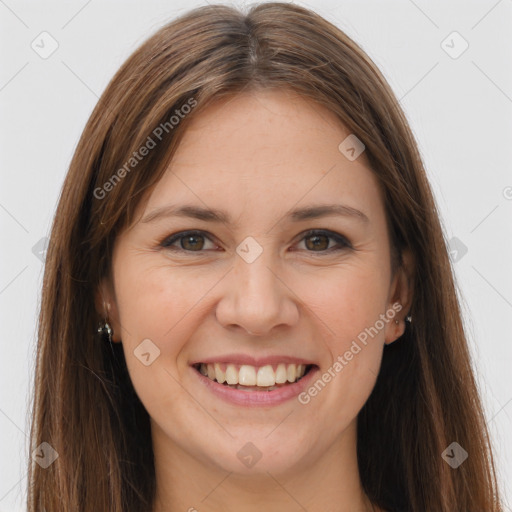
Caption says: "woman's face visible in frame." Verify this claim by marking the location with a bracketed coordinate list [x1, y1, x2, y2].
[98, 89, 411, 478]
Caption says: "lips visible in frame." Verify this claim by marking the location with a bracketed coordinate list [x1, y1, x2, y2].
[190, 354, 316, 367]
[193, 362, 312, 389]
[189, 353, 318, 405]
[191, 360, 320, 406]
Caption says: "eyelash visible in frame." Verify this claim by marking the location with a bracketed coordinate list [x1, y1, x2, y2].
[159, 229, 352, 255]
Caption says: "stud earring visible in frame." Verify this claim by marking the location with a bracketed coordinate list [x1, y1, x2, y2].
[97, 321, 113, 343]
[394, 315, 413, 326]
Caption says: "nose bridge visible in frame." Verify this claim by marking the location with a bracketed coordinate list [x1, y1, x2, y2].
[234, 238, 281, 308]
[216, 236, 298, 334]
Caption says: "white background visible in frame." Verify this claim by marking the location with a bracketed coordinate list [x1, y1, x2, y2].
[1, 1, 511, 510]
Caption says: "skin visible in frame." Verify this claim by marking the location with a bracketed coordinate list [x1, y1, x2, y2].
[96, 88, 414, 512]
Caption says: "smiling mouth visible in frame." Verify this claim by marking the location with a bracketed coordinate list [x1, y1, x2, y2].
[192, 362, 315, 391]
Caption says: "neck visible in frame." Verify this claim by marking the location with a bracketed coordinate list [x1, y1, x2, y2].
[151, 419, 375, 512]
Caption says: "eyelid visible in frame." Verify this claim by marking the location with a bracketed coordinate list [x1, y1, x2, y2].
[160, 229, 219, 251]
[297, 229, 352, 251]
[159, 228, 352, 253]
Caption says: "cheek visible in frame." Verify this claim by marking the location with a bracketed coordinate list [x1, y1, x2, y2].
[303, 261, 390, 352]
[111, 263, 191, 391]
[295, 262, 389, 421]
[113, 260, 233, 396]
[115, 260, 215, 341]
[113, 263, 204, 420]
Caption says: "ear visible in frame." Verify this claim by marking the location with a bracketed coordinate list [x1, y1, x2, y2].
[95, 277, 122, 343]
[384, 247, 415, 345]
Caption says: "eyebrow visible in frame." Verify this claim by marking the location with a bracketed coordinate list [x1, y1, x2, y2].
[141, 203, 370, 226]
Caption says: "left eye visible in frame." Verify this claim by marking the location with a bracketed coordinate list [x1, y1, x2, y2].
[160, 229, 351, 254]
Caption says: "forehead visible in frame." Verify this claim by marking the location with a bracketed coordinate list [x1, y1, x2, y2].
[174, 88, 362, 169]
[138, 89, 385, 229]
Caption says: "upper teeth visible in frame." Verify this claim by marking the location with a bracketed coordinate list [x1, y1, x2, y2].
[199, 363, 307, 387]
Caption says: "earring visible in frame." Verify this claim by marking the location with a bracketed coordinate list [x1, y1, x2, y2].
[395, 315, 412, 325]
[97, 321, 113, 343]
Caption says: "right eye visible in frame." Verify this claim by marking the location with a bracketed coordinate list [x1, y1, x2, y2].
[160, 230, 218, 252]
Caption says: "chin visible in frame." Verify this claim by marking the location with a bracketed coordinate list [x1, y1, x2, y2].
[197, 433, 311, 477]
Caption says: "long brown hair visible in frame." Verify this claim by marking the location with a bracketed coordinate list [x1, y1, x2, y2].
[27, 3, 502, 511]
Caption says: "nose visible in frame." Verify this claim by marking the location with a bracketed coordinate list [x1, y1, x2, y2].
[215, 248, 299, 337]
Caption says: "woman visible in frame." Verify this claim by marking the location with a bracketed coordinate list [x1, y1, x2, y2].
[27, 3, 503, 511]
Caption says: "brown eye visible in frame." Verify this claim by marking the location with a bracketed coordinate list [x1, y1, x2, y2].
[304, 233, 330, 251]
[160, 229, 351, 255]
[161, 230, 215, 252]
[297, 230, 351, 253]
[180, 233, 205, 251]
